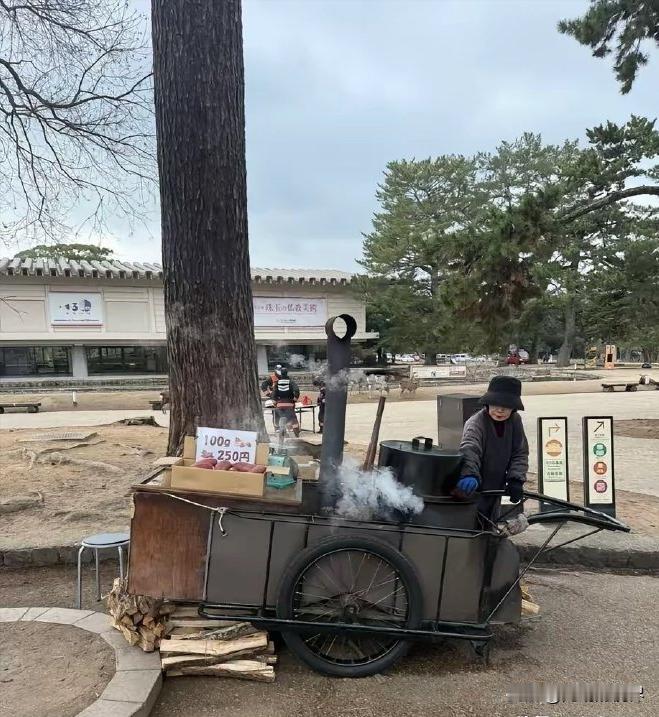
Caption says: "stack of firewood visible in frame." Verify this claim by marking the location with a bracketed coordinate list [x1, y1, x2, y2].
[106, 581, 276, 682]
[159, 606, 276, 682]
[107, 578, 172, 652]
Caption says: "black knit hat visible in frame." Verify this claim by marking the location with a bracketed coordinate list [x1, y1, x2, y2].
[480, 375, 524, 411]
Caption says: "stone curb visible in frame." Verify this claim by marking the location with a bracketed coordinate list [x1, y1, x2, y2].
[512, 527, 659, 572]
[0, 544, 125, 568]
[1, 607, 162, 717]
[515, 542, 659, 571]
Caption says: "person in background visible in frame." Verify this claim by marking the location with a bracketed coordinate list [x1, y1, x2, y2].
[261, 364, 283, 396]
[454, 376, 529, 523]
[271, 367, 301, 437]
[317, 382, 326, 434]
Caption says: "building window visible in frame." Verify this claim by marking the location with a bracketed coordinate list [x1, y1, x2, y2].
[0, 347, 71, 376]
[86, 346, 167, 374]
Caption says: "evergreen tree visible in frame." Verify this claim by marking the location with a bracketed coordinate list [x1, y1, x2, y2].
[559, 0, 659, 94]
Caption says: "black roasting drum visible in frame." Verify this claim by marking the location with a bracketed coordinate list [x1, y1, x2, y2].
[378, 437, 463, 497]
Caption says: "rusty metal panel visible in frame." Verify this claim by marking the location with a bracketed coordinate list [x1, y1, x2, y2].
[128, 492, 210, 601]
[438, 534, 487, 622]
[307, 523, 400, 547]
[400, 532, 447, 622]
[265, 521, 308, 606]
[488, 538, 521, 623]
[205, 513, 272, 606]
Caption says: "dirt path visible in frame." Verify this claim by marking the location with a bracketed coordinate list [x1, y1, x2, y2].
[0, 621, 113, 717]
[616, 419, 659, 440]
[0, 424, 167, 549]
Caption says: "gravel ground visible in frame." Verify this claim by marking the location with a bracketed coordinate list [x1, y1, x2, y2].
[0, 565, 655, 717]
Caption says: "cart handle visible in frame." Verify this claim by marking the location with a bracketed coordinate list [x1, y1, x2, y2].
[480, 489, 629, 532]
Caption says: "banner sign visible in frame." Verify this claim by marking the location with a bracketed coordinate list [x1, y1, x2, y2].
[537, 417, 569, 506]
[583, 416, 616, 516]
[48, 292, 103, 325]
[253, 297, 327, 327]
[411, 365, 467, 379]
[196, 427, 258, 464]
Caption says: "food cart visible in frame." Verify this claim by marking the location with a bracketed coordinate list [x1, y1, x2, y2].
[128, 315, 629, 677]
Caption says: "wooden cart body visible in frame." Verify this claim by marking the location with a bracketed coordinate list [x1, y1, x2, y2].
[128, 486, 521, 626]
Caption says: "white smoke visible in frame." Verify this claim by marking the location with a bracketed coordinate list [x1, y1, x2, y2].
[287, 353, 308, 368]
[334, 457, 424, 522]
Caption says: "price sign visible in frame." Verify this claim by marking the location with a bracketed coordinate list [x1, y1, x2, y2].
[583, 416, 616, 516]
[537, 417, 569, 507]
[195, 427, 258, 464]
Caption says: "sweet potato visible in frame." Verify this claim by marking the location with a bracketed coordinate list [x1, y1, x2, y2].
[214, 460, 233, 471]
[230, 462, 255, 472]
[193, 458, 217, 469]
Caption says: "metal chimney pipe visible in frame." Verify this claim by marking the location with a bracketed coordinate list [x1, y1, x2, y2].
[319, 314, 357, 512]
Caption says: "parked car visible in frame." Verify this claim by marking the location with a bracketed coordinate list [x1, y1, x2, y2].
[436, 353, 450, 364]
[505, 353, 521, 366]
[450, 353, 471, 364]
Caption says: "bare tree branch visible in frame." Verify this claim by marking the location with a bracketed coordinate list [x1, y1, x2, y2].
[0, 0, 155, 243]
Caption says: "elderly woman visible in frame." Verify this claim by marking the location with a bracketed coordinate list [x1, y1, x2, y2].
[455, 376, 529, 523]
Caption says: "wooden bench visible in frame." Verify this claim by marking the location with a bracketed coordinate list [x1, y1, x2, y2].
[0, 402, 41, 414]
[601, 382, 638, 392]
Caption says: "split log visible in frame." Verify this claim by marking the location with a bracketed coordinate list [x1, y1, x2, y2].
[159, 633, 268, 659]
[161, 655, 225, 670]
[166, 660, 275, 683]
[521, 598, 540, 616]
[167, 618, 240, 629]
[174, 622, 257, 641]
[119, 626, 140, 646]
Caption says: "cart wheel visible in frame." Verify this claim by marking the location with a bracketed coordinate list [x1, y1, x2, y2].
[276, 535, 422, 677]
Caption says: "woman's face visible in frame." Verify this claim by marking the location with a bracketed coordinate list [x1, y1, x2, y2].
[488, 405, 512, 422]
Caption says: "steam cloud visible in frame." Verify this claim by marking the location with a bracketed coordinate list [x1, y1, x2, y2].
[334, 457, 424, 522]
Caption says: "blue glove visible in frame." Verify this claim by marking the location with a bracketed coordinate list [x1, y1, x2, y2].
[456, 476, 479, 496]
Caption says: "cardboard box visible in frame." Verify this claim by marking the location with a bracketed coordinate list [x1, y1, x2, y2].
[170, 437, 269, 497]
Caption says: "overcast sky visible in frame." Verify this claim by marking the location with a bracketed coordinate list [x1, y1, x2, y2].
[40, 0, 659, 269]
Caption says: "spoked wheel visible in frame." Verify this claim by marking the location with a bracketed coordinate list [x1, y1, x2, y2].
[276, 535, 422, 677]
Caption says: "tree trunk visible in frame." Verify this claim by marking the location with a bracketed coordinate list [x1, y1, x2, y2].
[152, 0, 266, 454]
[423, 347, 438, 366]
[557, 300, 576, 367]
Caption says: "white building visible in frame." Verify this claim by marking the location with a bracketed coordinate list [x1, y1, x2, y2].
[0, 258, 376, 378]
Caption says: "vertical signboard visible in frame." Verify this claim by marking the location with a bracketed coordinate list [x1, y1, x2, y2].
[583, 416, 616, 516]
[537, 417, 569, 510]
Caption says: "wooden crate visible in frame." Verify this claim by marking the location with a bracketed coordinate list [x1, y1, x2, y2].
[170, 437, 268, 497]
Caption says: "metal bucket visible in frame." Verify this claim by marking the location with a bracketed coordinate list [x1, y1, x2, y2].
[378, 437, 463, 498]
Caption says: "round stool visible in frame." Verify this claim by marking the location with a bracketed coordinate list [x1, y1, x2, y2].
[76, 532, 130, 609]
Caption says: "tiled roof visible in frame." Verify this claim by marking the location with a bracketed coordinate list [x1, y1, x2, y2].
[0, 258, 353, 285]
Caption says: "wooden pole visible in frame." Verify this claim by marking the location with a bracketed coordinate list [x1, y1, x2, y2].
[362, 395, 386, 472]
